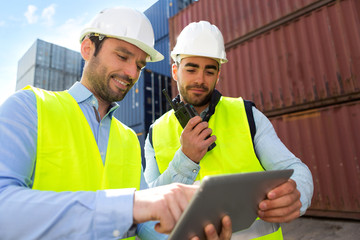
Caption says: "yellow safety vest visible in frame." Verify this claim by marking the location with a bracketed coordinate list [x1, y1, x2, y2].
[27, 86, 140, 239]
[152, 96, 283, 239]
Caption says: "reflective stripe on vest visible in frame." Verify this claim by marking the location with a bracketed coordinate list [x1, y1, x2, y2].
[152, 96, 283, 239]
[27, 86, 141, 239]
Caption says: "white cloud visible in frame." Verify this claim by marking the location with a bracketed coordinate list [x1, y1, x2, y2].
[41, 4, 56, 26]
[24, 5, 38, 24]
[43, 15, 88, 52]
[0, 21, 5, 27]
[24, 4, 56, 26]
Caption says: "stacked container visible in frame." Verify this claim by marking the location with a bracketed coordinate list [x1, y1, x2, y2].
[16, 39, 82, 91]
[169, 0, 360, 219]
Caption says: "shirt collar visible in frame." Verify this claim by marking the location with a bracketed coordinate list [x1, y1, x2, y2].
[67, 82, 119, 117]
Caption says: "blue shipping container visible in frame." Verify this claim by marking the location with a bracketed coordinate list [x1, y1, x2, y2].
[144, 0, 196, 77]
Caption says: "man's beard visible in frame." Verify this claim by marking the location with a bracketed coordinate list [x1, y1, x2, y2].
[179, 83, 213, 107]
[86, 57, 133, 103]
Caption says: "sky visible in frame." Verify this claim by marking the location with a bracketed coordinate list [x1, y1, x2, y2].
[0, 0, 159, 105]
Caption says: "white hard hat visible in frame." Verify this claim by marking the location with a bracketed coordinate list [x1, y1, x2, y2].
[80, 6, 164, 62]
[171, 21, 227, 64]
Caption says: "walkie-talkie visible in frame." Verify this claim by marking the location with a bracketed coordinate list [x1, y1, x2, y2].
[162, 89, 216, 151]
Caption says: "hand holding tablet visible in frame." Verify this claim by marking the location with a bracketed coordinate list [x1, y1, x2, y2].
[169, 169, 294, 240]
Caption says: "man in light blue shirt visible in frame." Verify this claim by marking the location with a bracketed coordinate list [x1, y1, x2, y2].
[0, 7, 232, 240]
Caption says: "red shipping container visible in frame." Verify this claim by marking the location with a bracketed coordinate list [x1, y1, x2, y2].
[169, 0, 360, 219]
[170, 0, 360, 114]
[270, 101, 360, 220]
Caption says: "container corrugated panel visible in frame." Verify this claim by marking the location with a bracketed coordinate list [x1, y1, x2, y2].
[48, 69, 65, 91]
[145, 0, 178, 41]
[145, 0, 180, 77]
[219, 0, 360, 115]
[130, 124, 147, 169]
[113, 70, 172, 128]
[146, 36, 172, 77]
[65, 50, 82, 74]
[270, 101, 360, 219]
[144, 70, 172, 125]
[169, 0, 319, 49]
[16, 67, 35, 90]
[170, 0, 360, 114]
[17, 41, 37, 83]
[35, 39, 51, 68]
[34, 66, 50, 89]
[64, 74, 79, 90]
[17, 39, 81, 91]
[50, 45, 66, 71]
[168, 0, 360, 220]
[80, 59, 85, 78]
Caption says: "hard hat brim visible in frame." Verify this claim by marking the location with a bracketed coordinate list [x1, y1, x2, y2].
[171, 52, 228, 64]
[80, 31, 164, 62]
[120, 36, 164, 62]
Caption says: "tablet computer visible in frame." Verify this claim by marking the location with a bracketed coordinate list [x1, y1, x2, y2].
[168, 169, 294, 240]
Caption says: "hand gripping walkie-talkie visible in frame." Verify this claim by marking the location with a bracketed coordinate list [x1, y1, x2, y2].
[162, 89, 216, 151]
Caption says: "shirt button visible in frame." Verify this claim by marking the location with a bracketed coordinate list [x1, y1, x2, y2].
[92, 100, 96, 105]
[113, 230, 120, 237]
[192, 169, 197, 173]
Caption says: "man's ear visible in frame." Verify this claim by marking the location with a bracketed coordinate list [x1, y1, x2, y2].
[80, 38, 94, 61]
[216, 69, 221, 84]
[172, 63, 178, 81]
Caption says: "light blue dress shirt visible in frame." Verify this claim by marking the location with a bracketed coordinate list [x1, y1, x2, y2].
[144, 106, 314, 215]
[0, 82, 167, 240]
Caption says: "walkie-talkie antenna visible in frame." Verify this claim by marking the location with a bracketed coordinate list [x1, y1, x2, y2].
[162, 89, 178, 111]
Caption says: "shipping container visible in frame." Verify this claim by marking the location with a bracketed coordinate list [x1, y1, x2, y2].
[270, 101, 360, 220]
[220, 0, 360, 116]
[144, 0, 174, 77]
[16, 67, 36, 90]
[145, 0, 198, 76]
[36, 39, 51, 68]
[16, 39, 82, 91]
[17, 41, 37, 83]
[113, 69, 172, 168]
[169, 0, 360, 219]
[34, 66, 50, 89]
[145, 0, 179, 41]
[65, 50, 82, 74]
[147, 36, 172, 77]
[169, 0, 360, 114]
[51, 45, 66, 71]
[169, 0, 321, 50]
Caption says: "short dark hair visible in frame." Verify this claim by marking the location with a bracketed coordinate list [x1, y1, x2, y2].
[89, 35, 108, 57]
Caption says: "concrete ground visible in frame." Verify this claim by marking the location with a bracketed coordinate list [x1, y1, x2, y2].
[135, 216, 360, 239]
[281, 216, 360, 240]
